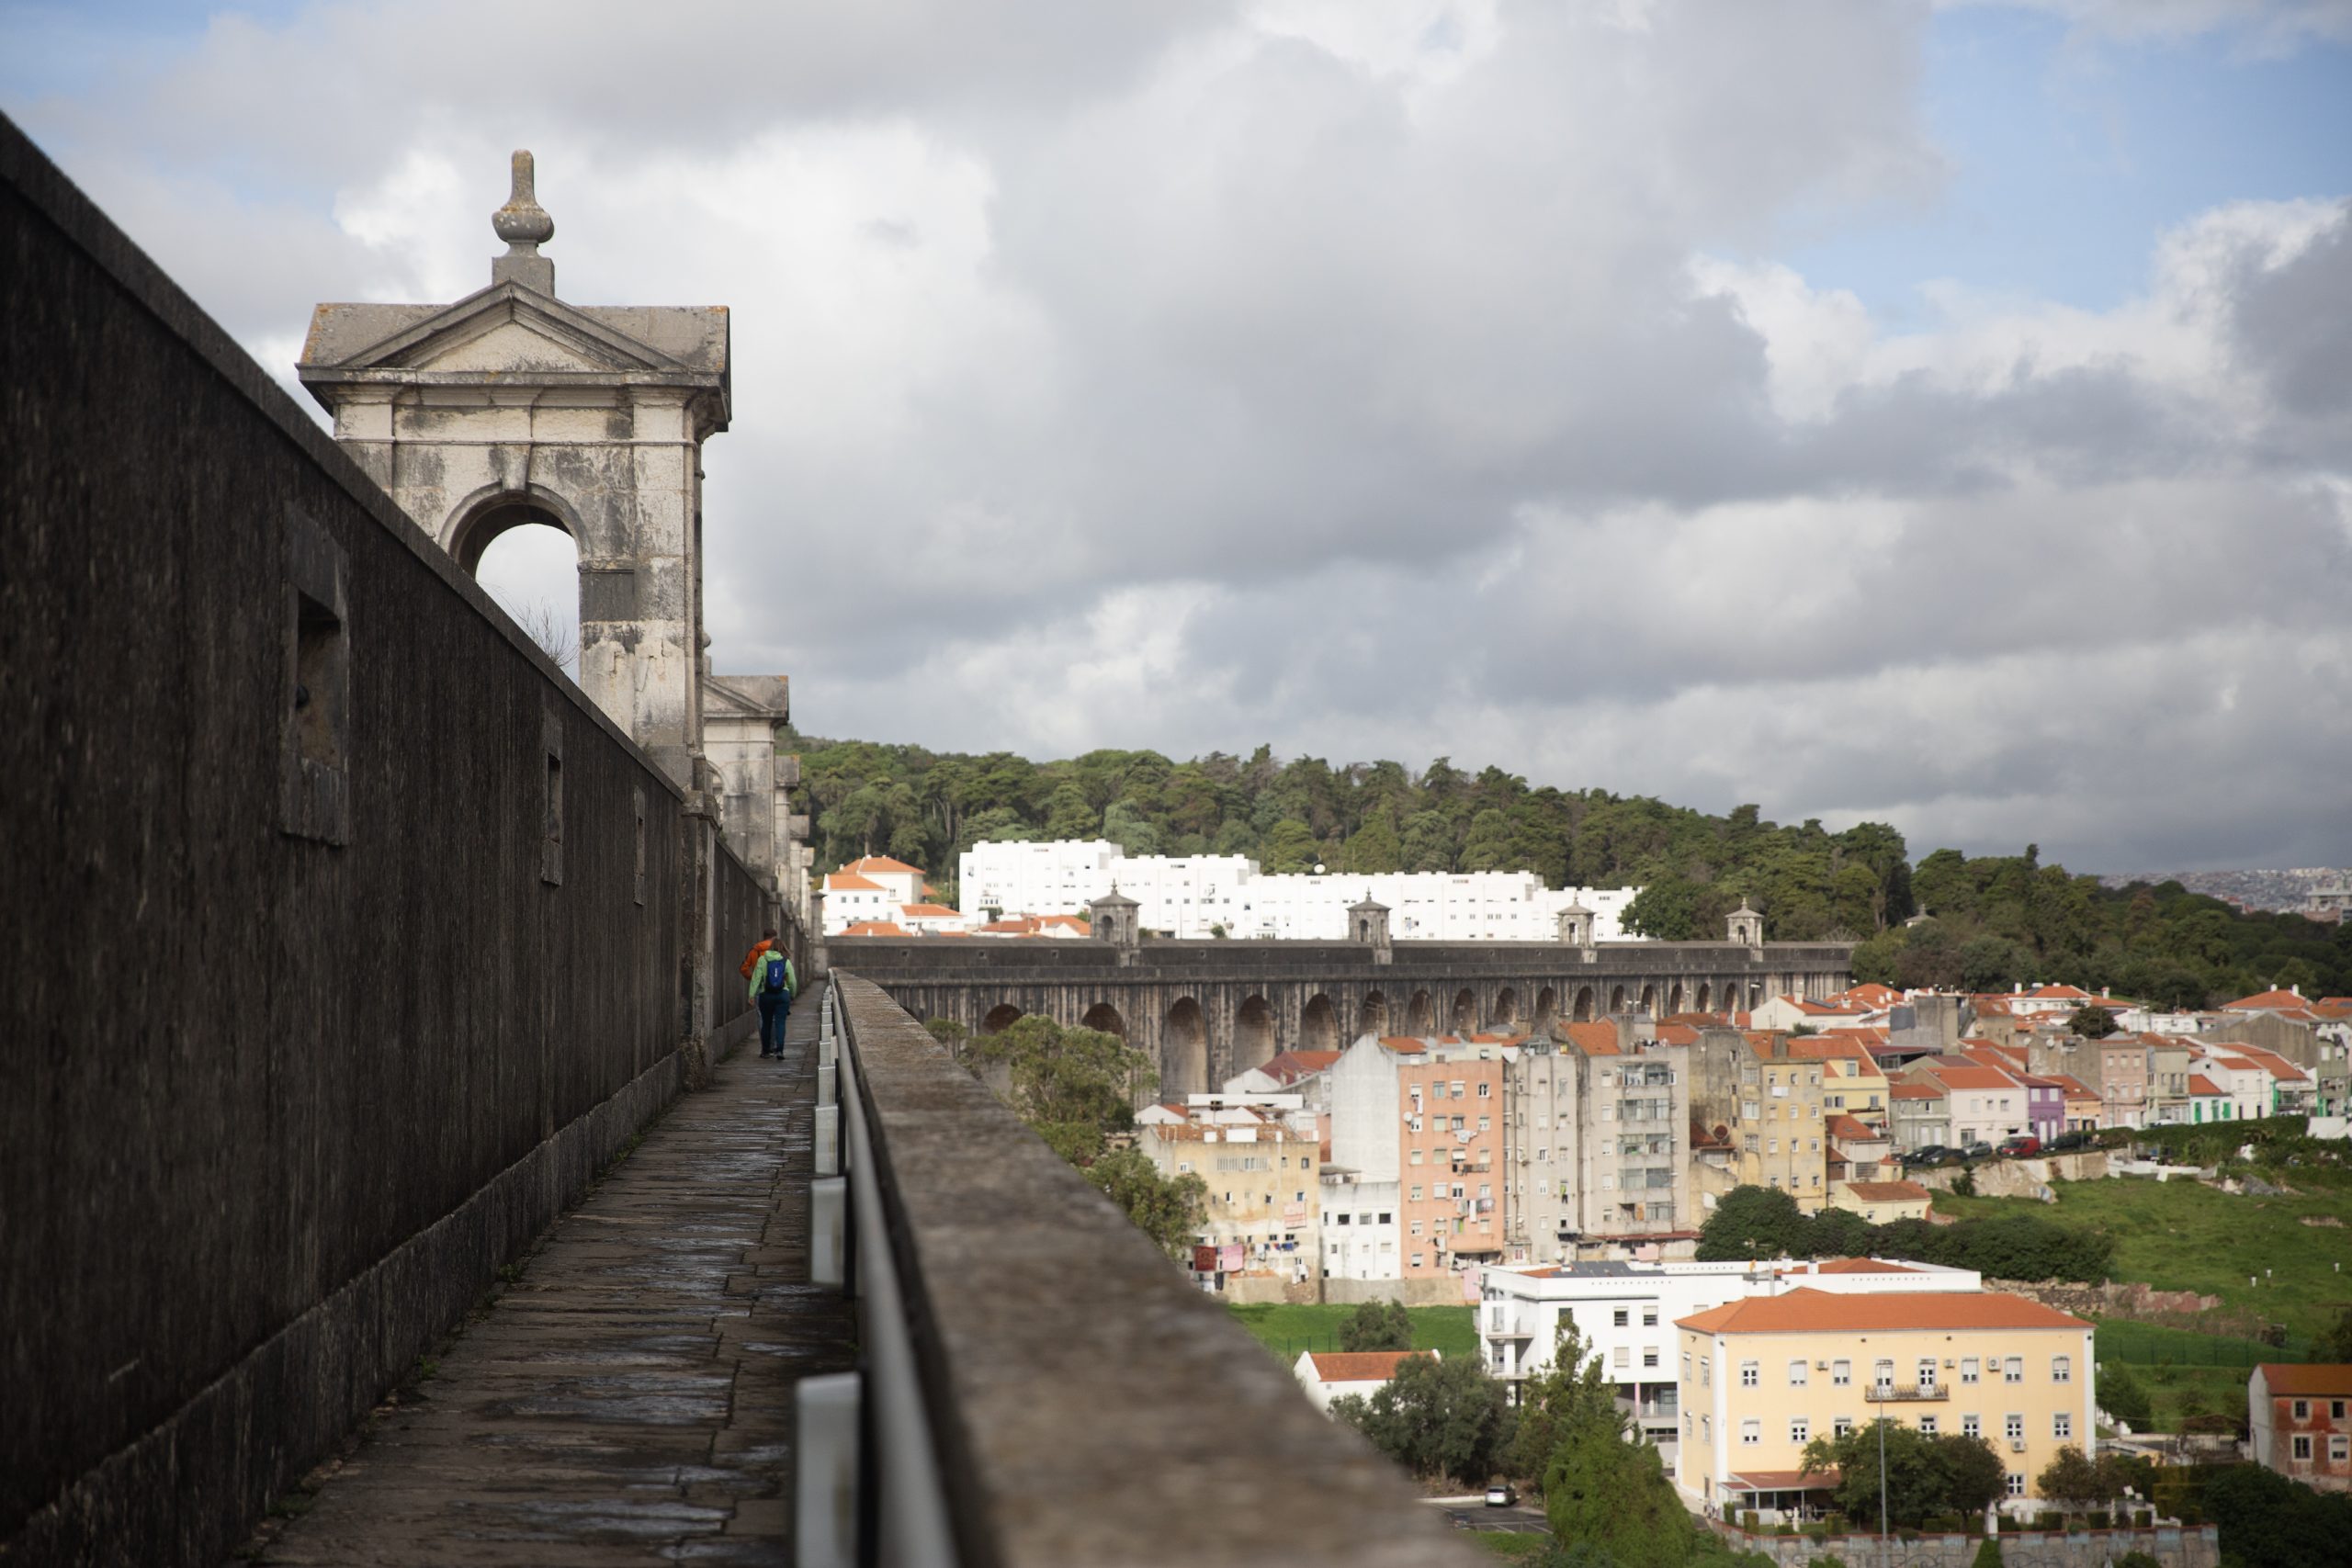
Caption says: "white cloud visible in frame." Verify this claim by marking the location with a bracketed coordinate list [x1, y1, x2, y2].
[7, 0, 2346, 872]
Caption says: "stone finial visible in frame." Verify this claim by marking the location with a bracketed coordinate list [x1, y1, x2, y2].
[492, 150, 557, 294]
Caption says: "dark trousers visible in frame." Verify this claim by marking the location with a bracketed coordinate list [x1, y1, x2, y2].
[758, 992, 791, 1055]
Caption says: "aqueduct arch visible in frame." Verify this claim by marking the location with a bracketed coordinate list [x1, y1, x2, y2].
[1164, 998, 1209, 1098]
[1235, 996, 1278, 1074]
[1301, 994, 1339, 1053]
[1082, 1001, 1126, 1039]
[1359, 992, 1388, 1037]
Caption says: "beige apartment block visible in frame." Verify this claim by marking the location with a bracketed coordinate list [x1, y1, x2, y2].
[1503, 1022, 1691, 1264]
[1676, 1290, 2096, 1516]
[1689, 1031, 1831, 1213]
[1137, 1116, 1321, 1291]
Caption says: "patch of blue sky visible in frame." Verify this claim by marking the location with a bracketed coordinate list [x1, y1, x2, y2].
[1772, 4, 2352, 326]
[0, 0, 310, 103]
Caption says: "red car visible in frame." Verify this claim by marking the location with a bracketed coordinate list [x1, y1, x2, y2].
[1998, 1134, 2041, 1156]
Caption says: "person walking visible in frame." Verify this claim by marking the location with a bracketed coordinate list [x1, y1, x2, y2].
[750, 937, 797, 1059]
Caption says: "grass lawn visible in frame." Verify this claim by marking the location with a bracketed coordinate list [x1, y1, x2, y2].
[1928, 1174, 2352, 1348]
[1226, 1302, 1478, 1361]
[1469, 1529, 1549, 1560]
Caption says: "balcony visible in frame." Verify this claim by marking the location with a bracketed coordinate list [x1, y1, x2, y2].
[1863, 1382, 1949, 1403]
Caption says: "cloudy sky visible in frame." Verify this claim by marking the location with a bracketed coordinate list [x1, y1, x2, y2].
[6, 0, 2349, 874]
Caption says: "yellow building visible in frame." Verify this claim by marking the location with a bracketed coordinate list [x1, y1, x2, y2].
[1676, 1289, 2095, 1517]
[1827, 1178, 1933, 1224]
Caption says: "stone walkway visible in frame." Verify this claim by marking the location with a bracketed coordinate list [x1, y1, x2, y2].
[254, 989, 854, 1565]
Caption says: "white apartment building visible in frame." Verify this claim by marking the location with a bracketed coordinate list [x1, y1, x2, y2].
[1318, 1169, 1403, 1284]
[957, 838, 1638, 942]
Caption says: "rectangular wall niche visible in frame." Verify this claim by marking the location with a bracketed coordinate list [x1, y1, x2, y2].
[541, 705, 564, 886]
[280, 506, 351, 845]
[632, 786, 648, 908]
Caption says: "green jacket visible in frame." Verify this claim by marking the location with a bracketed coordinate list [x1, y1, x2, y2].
[749, 951, 797, 1004]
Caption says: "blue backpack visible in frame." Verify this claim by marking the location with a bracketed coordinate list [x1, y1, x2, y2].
[763, 952, 791, 995]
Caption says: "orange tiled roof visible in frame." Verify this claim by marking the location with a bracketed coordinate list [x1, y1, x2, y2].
[2188, 1075, 2224, 1097]
[1826, 1115, 1883, 1143]
[2255, 1363, 2352, 1396]
[899, 903, 961, 919]
[1559, 1021, 1621, 1055]
[1889, 1083, 1941, 1100]
[1678, 1287, 2089, 1335]
[1917, 1064, 2017, 1091]
[1378, 1036, 1428, 1055]
[843, 854, 925, 875]
[2227, 1046, 2307, 1082]
[2030, 985, 2094, 999]
[1304, 1349, 1434, 1382]
[2226, 988, 2311, 1011]
[841, 919, 910, 937]
[826, 872, 884, 892]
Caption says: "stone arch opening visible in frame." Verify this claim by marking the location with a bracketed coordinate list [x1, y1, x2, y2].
[458, 490, 586, 678]
[1359, 991, 1389, 1038]
[1493, 987, 1520, 1031]
[1607, 985, 1627, 1014]
[1301, 994, 1339, 1053]
[1696, 982, 1713, 1014]
[1533, 987, 1558, 1028]
[1667, 982, 1685, 1016]
[980, 1003, 1023, 1035]
[1081, 1001, 1127, 1039]
[1406, 990, 1435, 1035]
[1573, 986, 1595, 1022]
[1163, 998, 1209, 1099]
[1236, 995, 1278, 1075]
[1638, 983, 1657, 1016]
[1450, 988, 1476, 1034]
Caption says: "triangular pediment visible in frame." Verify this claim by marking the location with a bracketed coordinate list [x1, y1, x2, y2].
[326, 284, 686, 376]
[702, 672, 789, 720]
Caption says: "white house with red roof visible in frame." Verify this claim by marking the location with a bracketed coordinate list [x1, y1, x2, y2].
[1293, 1348, 1437, 1414]
[822, 855, 982, 937]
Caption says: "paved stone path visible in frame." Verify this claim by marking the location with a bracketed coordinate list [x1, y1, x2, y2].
[255, 989, 854, 1565]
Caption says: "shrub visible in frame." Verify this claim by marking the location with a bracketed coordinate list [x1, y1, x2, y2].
[2086, 1511, 2109, 1529]
[1972, 1535, 2005, 1567]
[1809, 1556, 1849, 1568]
[2114, 1552, 2161, 1568]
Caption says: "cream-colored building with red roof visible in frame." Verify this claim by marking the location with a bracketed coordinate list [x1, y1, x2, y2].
[1827, 1178, 1931, 1224]
[1685, 1031, 1830, 1213]
[1677, 1288, 2095, 1514]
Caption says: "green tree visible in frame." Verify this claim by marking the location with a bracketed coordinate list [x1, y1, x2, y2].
[2067, 1005, 2119, 1039]
[1331, 1354, 1514, 1486]
[923, 1017, 969, 1052]
[2098, 1363, 2153, 1428]
[1261, 817, 1321, 873]
[2314, 1305, 2352, 1363]
[1081, 1147, 1206, 1260]
[1799, 1421, 2003, 1529]
[962, 1014, 1155, 1136]
[1342, 813, 1402, 874]
[1695, 1186, 1810, 1261]
[1339, 1300, 1414, 1352]
[2035, 1446, 2103, 1515]
[1503, 1318, 1623, 1483]
[1544, 1422, 1694, 1568]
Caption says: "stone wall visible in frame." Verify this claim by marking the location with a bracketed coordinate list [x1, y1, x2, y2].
[1706, 1522, 2220, 1568]
[0, 118, 757, 1566]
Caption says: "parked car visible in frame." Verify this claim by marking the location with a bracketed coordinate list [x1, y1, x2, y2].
[1960, 1141, 1995, 1160]
[1900, 1145, 1951, 1168]
[2048, 1130, 2094, 1153]
[1998, 1134, 2042, 1156]
[1486, 1483, 1517, 1508]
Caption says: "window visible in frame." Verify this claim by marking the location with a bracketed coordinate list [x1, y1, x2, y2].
[280, 507, 353, 846]
[1961, 1358, 1980, 1384]
[1788, 1359, 1808, 1387]
[1918, 1358, 1938, 1390]
[1682, 1352, 1691, 1381]
[1962, 1414, 1981, 1438]
[1478, 1081, 1491, 1097]
[1919, 1416, 1939, 1435]
[2292, 1435, 2312, 1461]
[2335, 1401, 2347, 1421]
[1614, 1308, 1630, 1327]
[1832, 1359, 1851, 1387]
[1614, 1347, 1630, 1368]
[2332, 1437, 2348, 1463]
[2005, 1414, 2025, 1441]
[2293, 1400, 2310, 1420]
[1451, 1081, 1465, 1098]
[1790, 1416, 1810, 1444]
[1701, 1358, 1711, 1387]
[2054, 1413, 2072, 1440]
[2052, 1356, 2072, 1383]
[1702, 1416, 1711, 1442]
[1643, 1307, 1658, 1327]
[2003, 1357, 2024, 1383]
[1873, 1359, 1894, 1391]
[1833, 1416, 1853, 1438]
[1740, 1419, 1761, 1447]
[2006, 1473, 2025, 1498]
[1410, 1254, 1423, 1269]
[1410, 1149, 1424, 1166]
[1645, 1349, 1659, 1369]
[1409, 1186, 1421, 1201]
[1741, 1361, 1759, 1388]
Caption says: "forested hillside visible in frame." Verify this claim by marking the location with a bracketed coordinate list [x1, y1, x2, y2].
[791, 737, 2351, 1003]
